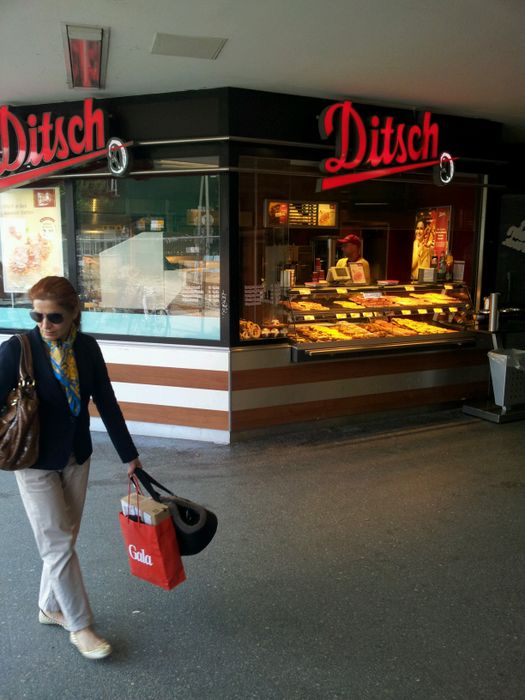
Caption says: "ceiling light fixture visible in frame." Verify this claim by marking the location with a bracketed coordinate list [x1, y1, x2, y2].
[62, 23, 110, 89]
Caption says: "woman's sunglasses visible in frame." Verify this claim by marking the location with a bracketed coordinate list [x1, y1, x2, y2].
[29, 311, 65, 325]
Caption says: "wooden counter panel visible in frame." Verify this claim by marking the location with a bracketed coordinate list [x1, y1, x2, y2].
[90, 402, 229, 430]
[231, 348, 488, 390]
[231, 381, 487, 431]
[107, 364, 229, 391]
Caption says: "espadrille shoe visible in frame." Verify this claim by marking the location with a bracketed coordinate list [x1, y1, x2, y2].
[70, 632, 112, 660]
[38, 609, 66, 628]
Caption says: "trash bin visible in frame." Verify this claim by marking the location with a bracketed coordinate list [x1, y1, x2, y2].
[488, 349, 525, 410]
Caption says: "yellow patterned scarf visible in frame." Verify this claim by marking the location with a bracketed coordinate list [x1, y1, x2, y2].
[45, 325, 81, 416]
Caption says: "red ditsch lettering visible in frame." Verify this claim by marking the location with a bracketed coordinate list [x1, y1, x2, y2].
[420, 111, 439, 160]
[27, 114, 43, 167]
[407, 123, 422, 161]
[393, 123, 408, 164]
[320, 101, 367, 173]
[0, 98, 107, 177]
[67, 114, 85, 155]
[319, 101, 440, 175]
[0, 106, 27, 173]
[83, 98, 105, 151]
[52, 116, 71, 160]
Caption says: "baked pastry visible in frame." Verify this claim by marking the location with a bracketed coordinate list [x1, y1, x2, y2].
[240, 319, 262, 339]
[333, 300, 365, 309]
[386, 296, 420, 306]
[349, 295, 393, 307]
[392, 318, 455, 334]
[409, 293, 457, 304]
[369, 319, 417, 336]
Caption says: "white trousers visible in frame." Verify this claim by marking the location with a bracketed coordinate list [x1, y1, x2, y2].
[15, 456, 93, 633]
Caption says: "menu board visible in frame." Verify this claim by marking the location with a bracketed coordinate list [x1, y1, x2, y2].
[0, 187, 64, 292]
[265, 200, 337, 228]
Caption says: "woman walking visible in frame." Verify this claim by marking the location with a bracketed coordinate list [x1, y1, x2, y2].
[0, 276, 142, 660]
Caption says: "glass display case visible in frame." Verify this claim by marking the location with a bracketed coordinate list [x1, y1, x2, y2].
[281, 282, 476, 361]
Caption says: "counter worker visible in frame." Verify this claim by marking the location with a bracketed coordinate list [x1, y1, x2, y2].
[0, 275, 143, 661]
[336, 232, 371, 284]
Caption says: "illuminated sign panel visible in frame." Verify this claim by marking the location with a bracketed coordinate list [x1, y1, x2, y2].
[319, 101, 455, 190]
[265, 200, 337, 228]
[0, 98, 130, 191]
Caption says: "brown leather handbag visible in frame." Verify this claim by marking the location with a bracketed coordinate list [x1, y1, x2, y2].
[0, 334, 39, 470]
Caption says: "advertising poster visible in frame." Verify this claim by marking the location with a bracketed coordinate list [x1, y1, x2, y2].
[317, 203, 337, 227]
[265, 201, 289, 227]
[0, 187, 64, 292]
[411, 206, 451, 280]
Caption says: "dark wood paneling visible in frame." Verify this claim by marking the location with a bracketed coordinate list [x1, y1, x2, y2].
[231, 348, 488, 390]
[230, 381, 488, 431]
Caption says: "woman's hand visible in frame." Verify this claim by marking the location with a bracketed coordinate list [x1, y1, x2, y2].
[127, 457, 142, 477]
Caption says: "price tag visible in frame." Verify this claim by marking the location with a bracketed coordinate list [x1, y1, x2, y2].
[401, 309, 412, 316]
[336, 313, 347, 319]
[336, 288, 347, 295]
[303, 315, 315, 321]
[363, 292, 382, 299]
[433, 307, 444, 314]
[449, 307, 458, 313]
[350, 312, 361, 319]
[295, 288, 311, 295]
[404, 285, 415, 291]
[444, 284, 453, 290]
[417, 309, 427, 315]
[363, 311, 373, 318]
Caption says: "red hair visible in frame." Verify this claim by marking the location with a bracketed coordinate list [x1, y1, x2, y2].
[29, 276, 81, 326]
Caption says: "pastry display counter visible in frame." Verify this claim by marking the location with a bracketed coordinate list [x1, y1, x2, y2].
[281, 282, 476, 361]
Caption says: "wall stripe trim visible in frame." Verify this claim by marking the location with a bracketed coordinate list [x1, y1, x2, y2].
[90, 402, 229, 430]
[107, 364, 229, 390]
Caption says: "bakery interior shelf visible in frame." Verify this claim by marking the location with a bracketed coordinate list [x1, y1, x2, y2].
[282, 281, 476, 362]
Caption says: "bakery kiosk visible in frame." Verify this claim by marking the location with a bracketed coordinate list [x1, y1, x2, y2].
[0, 88, 506, 442]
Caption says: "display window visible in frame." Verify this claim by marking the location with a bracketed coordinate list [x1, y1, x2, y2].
[238, 155, 483, 343]
[74, 174, 221, 340]
[0, 174, 221, 341]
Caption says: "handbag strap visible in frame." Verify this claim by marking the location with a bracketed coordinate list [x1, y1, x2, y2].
[17, 334, 35, 385]
[133, 467, 175, 502]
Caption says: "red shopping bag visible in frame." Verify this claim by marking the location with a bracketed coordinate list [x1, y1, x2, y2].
[119, 512, 186, 590]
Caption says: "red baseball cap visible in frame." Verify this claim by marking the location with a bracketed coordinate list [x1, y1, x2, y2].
[337, 233, 361, 245]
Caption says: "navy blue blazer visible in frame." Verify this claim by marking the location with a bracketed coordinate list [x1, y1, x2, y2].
[0, 327, 138, 470]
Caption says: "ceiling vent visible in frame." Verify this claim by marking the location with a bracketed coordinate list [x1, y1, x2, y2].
[151, 32, 227, 60]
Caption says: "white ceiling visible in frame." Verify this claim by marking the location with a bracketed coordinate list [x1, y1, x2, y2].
[2, 0, 525, 141]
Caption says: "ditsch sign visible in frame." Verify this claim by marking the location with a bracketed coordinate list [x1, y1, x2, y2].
[0, 98, 131, 191]
[319, 101, 455, 190]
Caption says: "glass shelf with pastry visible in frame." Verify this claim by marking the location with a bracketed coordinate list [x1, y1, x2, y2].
[281, 281, 476, 360]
